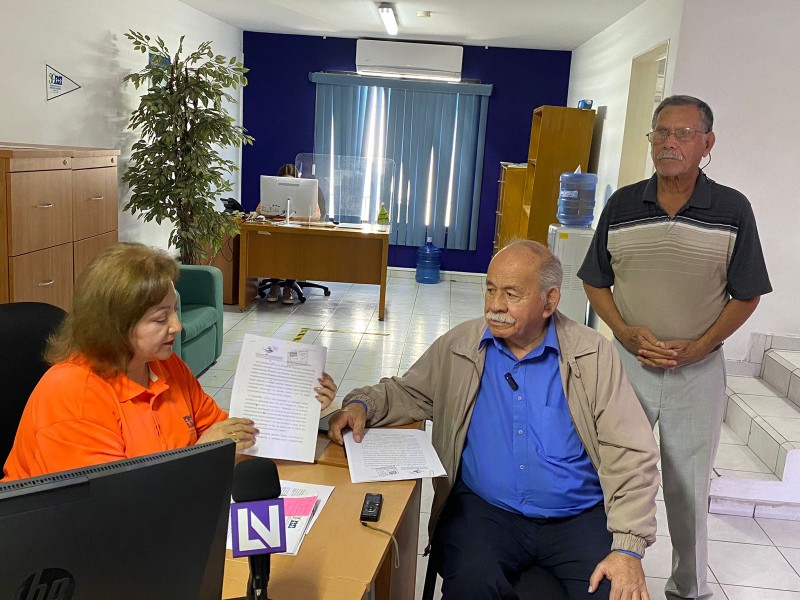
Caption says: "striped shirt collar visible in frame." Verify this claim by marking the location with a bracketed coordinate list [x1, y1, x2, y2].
[643, 171, 713, 210]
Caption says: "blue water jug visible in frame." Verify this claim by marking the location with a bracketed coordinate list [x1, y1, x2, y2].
[415, 238, 441, 284]
[556, 172, 597, 228]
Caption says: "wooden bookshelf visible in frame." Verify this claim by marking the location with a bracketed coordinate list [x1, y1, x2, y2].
[519, 106, 595, 244]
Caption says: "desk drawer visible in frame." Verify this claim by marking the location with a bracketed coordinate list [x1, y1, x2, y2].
[72, 166, 118, 240]
[74, 230, 117, 282]
[9, 243, 74, 311]
[7, 170, 73, 255]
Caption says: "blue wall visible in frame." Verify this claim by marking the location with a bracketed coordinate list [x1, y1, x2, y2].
[241, 32, 571, 273]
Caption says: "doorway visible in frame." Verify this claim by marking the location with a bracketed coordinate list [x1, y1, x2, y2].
[617, 42, 669, 188]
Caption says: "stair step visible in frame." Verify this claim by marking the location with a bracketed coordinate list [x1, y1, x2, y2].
[710, 349, 800, 519]
[761, 349, 800, 401]
[710, 450, 800, 520]
[724, 391, 800, 477]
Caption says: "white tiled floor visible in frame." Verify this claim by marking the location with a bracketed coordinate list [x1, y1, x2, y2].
[204, 277, 800, 600]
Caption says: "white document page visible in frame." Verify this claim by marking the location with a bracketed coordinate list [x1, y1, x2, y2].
[343, 429, 447, 483]
[229, 334, 327, 463]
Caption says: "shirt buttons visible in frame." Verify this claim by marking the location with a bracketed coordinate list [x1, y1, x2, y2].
[519, 465, 525, 470]
[517, 429, 524, 435]
[517, 396, 522, 401]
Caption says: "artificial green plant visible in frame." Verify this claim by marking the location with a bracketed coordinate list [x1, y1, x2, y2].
[122, 31, 253, 264]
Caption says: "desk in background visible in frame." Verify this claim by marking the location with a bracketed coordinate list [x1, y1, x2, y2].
[237, 222, 390, 320]
[222, 459, 420, 600]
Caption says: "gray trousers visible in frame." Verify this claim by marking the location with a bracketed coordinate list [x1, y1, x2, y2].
[615, 341, 726, 600]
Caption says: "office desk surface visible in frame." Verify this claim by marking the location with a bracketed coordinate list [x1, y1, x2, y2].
[222, 460, 419, 600]
[238, 222, 390, 320]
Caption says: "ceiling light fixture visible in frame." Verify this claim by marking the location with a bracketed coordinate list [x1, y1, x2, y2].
[377, 3, 398, 36]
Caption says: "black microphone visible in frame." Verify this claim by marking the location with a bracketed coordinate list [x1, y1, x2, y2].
[232, 458, 282, 599]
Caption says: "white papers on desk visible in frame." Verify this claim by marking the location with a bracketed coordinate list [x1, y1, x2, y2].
[343, 429, 447, 483]
[229, 334, 327, 463]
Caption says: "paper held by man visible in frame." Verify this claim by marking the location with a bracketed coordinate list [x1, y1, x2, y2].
[229, 334, 327, 463]
[344, 429, 447, 483]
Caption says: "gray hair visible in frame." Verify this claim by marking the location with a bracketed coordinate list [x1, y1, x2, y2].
[499, 239, 563, 299]
[652, 95, 714, 132]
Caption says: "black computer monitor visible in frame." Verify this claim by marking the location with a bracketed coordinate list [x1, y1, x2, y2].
[0, 440, 235, 600]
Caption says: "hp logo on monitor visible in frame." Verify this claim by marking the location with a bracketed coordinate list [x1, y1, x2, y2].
[16, 569, 75, 600]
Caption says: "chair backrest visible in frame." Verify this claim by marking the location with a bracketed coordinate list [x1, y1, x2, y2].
[0, 302, 67, 466]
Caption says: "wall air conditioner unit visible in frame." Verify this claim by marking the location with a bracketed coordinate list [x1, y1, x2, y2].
[356, 39, 463, 82]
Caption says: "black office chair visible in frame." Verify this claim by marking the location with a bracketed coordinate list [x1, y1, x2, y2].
[257, 278, 331, 304]
[257, 185, 331, 303]
[0, 302, 67, 466]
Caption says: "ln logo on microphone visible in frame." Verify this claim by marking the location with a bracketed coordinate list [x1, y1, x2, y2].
[230, 499, 287, 557]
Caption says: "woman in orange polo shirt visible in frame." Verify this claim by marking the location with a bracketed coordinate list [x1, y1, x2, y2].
[2, 243, 337, 481]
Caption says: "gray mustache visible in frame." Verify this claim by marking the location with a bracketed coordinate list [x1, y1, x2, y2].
[657, 151, 683, 160]
[486, 311, 517, 324]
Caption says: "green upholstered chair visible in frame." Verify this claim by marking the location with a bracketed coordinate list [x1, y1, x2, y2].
[174, 265, 224, 376]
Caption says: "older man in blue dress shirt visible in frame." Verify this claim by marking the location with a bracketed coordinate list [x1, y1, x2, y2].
[329, 240, 660, 600]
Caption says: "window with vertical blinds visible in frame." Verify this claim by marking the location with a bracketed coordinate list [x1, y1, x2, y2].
[310, 72, 492, 250]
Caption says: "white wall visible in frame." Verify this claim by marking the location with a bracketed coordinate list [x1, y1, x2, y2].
[670, 0, 800, 359]
[0, 1, 242, 250]
[567, 0, 685, 211]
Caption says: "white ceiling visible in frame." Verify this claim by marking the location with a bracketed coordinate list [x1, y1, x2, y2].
[179, 0, 650, 51]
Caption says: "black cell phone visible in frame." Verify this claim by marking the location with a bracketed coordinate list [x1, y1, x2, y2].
[221, 197, 244, 213]
[360, 493, 383, 522]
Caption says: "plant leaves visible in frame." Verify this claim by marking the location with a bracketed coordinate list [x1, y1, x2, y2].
[122, 31, 252, 263]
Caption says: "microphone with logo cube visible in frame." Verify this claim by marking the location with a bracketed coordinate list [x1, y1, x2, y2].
[230, 458, 285, 599]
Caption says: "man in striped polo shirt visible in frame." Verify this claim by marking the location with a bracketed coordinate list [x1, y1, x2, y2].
[579, 95, 771, 600]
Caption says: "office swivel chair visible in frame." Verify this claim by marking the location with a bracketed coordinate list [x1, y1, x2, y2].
[257, 279, 331, 304]
[0, 302, 67, 465]
[256, 183, 331, 303]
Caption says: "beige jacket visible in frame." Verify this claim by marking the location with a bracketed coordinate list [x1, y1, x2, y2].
[344, 311, 660, 556]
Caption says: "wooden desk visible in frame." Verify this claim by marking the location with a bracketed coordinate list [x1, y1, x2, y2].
[222, 461, 420, 600]
[237, 222, 390, 320]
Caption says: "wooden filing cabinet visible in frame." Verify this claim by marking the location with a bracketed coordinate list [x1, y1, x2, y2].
[0, 143, 119, 311]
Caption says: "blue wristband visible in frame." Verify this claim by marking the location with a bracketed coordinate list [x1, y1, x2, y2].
[614, 549, 642, 559]
[346, 399, 369, 414]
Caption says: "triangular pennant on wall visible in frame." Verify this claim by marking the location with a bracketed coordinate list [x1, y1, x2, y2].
[46, 64, 81, 101]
